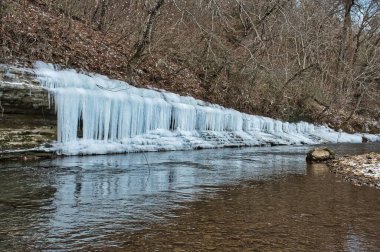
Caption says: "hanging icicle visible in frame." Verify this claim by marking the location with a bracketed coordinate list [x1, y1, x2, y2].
[34, 61, 378, 155]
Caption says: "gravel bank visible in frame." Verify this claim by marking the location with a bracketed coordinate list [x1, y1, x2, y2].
[328, 152, 380, 188]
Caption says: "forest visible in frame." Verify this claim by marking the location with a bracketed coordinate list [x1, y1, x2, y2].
[1, 0, 380, 132]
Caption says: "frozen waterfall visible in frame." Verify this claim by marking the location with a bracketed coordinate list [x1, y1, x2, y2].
[34, 62, 378, 155]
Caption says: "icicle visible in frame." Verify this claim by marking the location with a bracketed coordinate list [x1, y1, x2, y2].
[33, 61, 377, 155]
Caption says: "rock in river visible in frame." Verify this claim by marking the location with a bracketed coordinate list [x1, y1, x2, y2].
[306, 147, 335, 163]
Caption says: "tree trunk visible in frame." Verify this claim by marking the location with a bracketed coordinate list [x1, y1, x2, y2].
[97, 0, 109, 32]
[338, 0, 354, 64]
[126, 0, 165, 84]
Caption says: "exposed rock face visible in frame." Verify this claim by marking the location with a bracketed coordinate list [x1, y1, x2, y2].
[0, 65, 54, 115]
[306, 147, 335, 163]
[0, 65, 56, 153]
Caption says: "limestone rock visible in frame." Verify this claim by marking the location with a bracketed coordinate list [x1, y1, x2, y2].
[0, 65, 56, 153]
[0, 65, 54, 115]
[306, 147, 335, 163]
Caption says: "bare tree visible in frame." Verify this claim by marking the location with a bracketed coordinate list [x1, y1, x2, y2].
[2, 0, 380, 131]
[126, 0, 165, 83]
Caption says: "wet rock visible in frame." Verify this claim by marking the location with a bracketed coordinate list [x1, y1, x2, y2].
[44, 143, 54, 148]
[306, 147, 335, 163]
[362, 135, 369, 143]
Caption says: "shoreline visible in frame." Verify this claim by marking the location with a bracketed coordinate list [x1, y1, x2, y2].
[0, 149, 56, 163]
[328, 152, 380, 188]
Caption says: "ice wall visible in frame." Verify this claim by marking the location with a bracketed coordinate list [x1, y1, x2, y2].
[34, 62, 378, 155]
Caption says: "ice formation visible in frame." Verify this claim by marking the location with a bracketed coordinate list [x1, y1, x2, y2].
[34, 61, 379, 155]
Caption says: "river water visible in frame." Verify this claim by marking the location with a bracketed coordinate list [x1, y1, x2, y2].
[1, 143, 380, 251]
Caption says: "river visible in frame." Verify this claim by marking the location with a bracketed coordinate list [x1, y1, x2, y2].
[1, 143, 380, 251]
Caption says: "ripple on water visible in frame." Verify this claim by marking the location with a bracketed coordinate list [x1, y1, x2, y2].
[0, 143, 380, 251]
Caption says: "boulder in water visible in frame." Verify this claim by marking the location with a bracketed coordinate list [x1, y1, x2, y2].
[306, 148, 335, 163]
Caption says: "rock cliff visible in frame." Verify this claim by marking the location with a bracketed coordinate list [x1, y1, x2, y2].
[0, 65, 56, 152]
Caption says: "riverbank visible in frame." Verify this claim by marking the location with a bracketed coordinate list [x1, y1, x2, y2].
[1, 63, 380, 157]
[0, 149, 56, 162]
[328, 152, 380, 188]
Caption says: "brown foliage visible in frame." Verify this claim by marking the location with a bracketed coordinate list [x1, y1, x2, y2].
[1, 0, 380, 132]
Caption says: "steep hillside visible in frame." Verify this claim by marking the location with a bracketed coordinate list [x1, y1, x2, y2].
[1, 0, 379, 133]
[0, 0, 204, 98]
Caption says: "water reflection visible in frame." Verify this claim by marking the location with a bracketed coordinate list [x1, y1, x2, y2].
[306, 163, 330, 176]
[0, 143, 379, 250]
[116, 157, 380, 251]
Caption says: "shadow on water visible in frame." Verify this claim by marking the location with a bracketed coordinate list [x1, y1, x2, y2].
[0, 143, 380, 251]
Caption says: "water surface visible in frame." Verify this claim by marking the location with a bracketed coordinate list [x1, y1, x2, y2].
[1, 143, 380, 251]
